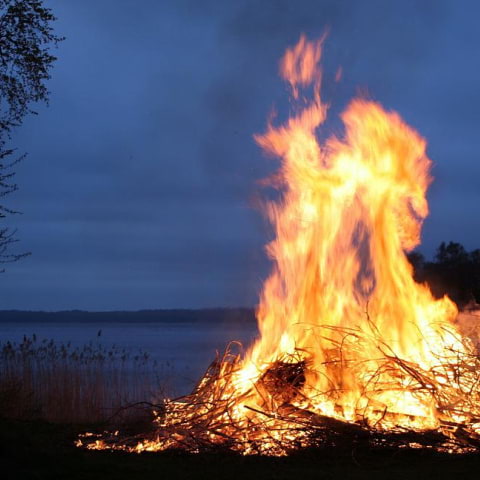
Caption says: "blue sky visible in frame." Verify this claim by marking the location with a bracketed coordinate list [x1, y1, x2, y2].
[1, 0, 479, 310]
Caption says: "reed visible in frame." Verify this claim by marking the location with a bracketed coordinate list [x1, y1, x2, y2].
[0, 335, 167, 424]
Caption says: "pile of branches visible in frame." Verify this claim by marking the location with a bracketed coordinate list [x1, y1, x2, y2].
[79, 330, 480, 456]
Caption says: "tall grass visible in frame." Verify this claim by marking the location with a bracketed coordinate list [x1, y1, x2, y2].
[0, 335, 169, 424]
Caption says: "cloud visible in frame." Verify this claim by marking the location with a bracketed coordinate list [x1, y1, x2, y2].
[1, 0, 479, 309]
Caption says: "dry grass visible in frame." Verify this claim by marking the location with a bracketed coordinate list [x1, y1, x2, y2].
[0, 335, 167, 424]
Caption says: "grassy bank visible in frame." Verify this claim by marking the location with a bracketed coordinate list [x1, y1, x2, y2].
[1, 417, 480, 480]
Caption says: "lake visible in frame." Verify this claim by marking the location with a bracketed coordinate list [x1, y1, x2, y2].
[0, 319, 259, 396]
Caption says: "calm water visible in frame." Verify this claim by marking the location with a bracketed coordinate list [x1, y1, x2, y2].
[0, 321, 258, 395]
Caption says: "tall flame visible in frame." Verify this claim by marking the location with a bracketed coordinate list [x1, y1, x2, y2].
[236, 34, 465, 429]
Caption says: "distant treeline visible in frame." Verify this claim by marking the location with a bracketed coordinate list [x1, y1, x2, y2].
[1, 243, 478, 322]
[408, 241, 480, 308]
[0, 308, 256, 324]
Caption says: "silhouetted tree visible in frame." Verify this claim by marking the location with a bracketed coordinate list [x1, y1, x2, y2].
[409, 241, 480, 308]
[406, 251, 425, 283]
[435, 241, 469, 265]
[468, 248, 480, 304]
[0, 0, 63, 268]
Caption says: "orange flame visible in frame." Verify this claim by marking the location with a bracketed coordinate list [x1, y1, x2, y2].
[280, 34, 323, 98]
[235, 35, 468, 430]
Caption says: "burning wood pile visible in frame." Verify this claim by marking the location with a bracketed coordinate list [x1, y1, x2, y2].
[78, 36, 480, 456]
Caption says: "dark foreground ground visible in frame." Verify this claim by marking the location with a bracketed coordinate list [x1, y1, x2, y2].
[1, 419, 480, 480]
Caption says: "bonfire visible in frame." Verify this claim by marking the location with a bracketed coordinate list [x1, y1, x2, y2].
[79, 35, 480, 455]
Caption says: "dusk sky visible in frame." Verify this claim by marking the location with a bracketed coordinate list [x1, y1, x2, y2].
[1, 0, 479, 311]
